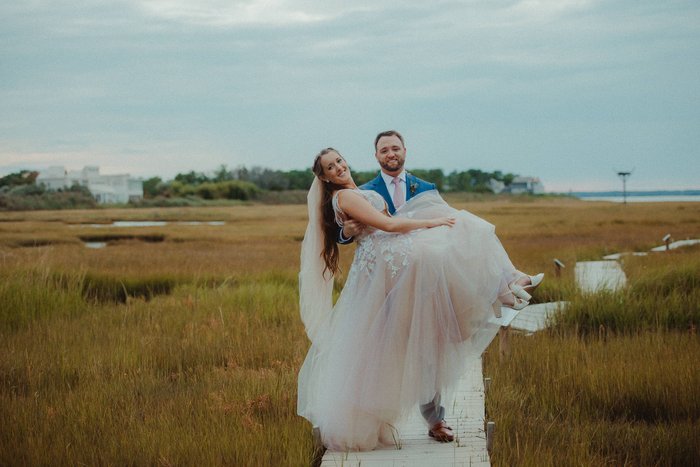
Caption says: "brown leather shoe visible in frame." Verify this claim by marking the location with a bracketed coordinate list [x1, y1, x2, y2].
[428, 420, 454, 442]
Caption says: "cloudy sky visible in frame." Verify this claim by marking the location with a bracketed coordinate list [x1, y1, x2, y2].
[1, 0, 698, 192]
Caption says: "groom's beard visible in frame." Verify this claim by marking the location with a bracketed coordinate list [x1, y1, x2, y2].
[379, 160, 404, 173]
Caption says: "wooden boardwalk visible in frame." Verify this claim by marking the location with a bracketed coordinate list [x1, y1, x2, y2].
[507, 302, 567, 333]
[320, 357, 490, 467]
[603, 237, 699, 259]
[574, 260, 627, 293]
[649, 238, 700, 252]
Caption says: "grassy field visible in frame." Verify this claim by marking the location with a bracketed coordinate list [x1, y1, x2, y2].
[1, 197, 698, 465]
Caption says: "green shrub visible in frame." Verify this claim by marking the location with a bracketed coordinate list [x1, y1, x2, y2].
[0, 190, 98, 211]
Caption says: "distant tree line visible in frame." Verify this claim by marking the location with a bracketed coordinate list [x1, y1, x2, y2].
[141, 165, 517, 199]
[0, 165, 519, 209]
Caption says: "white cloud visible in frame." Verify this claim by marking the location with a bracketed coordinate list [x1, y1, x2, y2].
[137, 0, 332, 26]
[506, 0, 596, 18]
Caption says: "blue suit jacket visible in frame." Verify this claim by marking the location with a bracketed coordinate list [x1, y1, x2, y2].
[337, 172, 436, 244]
[360, 172, 436, 215]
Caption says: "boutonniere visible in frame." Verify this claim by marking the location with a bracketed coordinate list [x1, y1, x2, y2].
[409, 182, 418, 196]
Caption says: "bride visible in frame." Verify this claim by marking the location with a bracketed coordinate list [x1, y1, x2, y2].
[297, 148, 542, 451]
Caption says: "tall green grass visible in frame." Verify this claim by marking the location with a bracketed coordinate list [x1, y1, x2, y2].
[485, 249, 700, 466]
[0, 269, 88, 330]
[0, 269, 313, 466]
[553, 255, 700, 334]
[485, 332, 700, 466]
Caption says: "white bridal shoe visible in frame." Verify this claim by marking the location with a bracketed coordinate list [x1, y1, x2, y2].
[510, 273, 545, 302]
[504, 297, 529, 311]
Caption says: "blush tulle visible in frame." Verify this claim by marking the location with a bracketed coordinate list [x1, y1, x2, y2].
[297, 190, 521, 451]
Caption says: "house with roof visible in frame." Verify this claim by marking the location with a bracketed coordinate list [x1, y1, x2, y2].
[37, 166, 143, 204]
[507, 176, 545, 194]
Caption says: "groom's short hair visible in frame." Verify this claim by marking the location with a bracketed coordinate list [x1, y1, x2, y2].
[374, 130, 405, 150]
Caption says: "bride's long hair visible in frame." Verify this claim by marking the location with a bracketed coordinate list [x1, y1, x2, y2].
[311, 148, 346, 276]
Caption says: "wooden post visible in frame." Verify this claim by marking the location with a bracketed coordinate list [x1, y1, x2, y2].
[663, 234, 672, 251]
[499, 326, 510, 361]
[483, 377, 492, 394]
[486, 421, 496, 454]
[554, 258, 565, 278]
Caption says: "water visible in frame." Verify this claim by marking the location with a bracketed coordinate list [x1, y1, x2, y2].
[111, 221, 167, 227]
[77, 220, 225, 248]
[177, 221, 226, 226]
[577, 195, 700, 203]
[76, 220, 226, 228]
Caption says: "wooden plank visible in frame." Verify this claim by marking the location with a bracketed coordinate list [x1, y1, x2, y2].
[574, 260, 627, 293]
[320, 358, 491, 466]
[508, 302, 567, 333]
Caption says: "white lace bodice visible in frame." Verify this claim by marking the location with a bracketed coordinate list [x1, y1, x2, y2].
[332, 189, 411, 279]
[332, 189, 386, 227]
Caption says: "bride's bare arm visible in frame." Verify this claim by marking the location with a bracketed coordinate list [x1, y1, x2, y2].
[337, 190, 454, 233]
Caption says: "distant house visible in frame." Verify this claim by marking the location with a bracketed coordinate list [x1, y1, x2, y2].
[508, 176, 545, 195]
[488, 178, 506, 194]
[37, 166, 143, 204]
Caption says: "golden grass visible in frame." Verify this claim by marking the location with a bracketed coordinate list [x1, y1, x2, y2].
[1, 273, 311, 465]
[1, 198, 699, 465]
[484, 331, 700, 466]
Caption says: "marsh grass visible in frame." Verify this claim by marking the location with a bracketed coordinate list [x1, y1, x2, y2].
[1, 199, 699, 465]
[551, 252, 700, 334]
[0, 269, 87, 331]
[1, 271, 312, 466]
[485, 240, 700, 466]
[484, 331, 700, 466]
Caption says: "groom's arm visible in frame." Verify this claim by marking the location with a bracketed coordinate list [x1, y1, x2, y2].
[337, 224, 352, 245]
[336, 219, 364, 245]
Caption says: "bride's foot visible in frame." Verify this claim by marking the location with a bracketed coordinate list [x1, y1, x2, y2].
[510, 273, 544, 301]
[379, 423, 398, 447]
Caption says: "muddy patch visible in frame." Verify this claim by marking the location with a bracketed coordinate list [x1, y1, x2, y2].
[78, 234, 166, 245]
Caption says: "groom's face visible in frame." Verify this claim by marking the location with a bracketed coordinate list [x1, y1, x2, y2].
[375, 135, 406, 176]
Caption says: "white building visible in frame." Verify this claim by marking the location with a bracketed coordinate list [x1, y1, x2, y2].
[488, 178, 506, 194]
[508, 176, 545, 195]
[37, 166, 143, 204]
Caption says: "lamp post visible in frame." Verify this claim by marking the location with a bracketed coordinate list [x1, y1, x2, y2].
[617, 171, 632, 205]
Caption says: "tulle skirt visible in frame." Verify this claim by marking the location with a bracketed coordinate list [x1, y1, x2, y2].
[297, 191, 521, 451]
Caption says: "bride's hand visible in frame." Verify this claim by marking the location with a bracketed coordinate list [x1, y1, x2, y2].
[426, 216, 456, 228]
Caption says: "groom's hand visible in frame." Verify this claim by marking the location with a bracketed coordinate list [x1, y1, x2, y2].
[342, 219, 364, 239]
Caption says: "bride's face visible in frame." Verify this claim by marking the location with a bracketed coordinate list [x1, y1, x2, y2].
[320, 151, 353, 186]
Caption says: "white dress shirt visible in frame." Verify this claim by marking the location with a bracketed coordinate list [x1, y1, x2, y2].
[380, 170, 407, 206]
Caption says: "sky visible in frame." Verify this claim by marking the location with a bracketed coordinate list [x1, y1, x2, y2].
[1, 0, 699, 192]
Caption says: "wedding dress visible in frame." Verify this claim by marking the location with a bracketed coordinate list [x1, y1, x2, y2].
[297, 188, 522, 451]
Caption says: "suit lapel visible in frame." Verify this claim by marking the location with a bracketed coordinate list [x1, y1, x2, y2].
[405, 173, 416, 201]
[367, 173, 395, 214]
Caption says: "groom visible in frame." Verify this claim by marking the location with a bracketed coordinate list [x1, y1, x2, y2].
[338, 130, 454, 443]
[338, 130, 436, 241]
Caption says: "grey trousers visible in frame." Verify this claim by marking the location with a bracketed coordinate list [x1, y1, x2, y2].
[419, 393, 445, 426]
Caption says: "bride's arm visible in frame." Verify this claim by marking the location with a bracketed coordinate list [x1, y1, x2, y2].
[337, 190, 454, 233]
